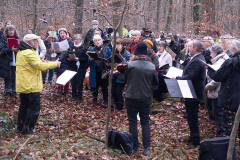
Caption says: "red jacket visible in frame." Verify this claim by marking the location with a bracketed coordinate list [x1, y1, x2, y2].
[127, 39, 141, 54]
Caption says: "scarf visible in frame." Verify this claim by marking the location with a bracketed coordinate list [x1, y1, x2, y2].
[74, 42, 82, 47]
[134, 55, 151, 62]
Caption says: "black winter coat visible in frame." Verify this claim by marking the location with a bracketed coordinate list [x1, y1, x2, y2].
[202, 49, 212, 64]
[177, 54, 206, 101]
[83, 28, 106, 47]
[208, 51, 240, 112]
[167, 41, 180, 59]
[67, 45, 88, 71]
[0, 35, 13, 78]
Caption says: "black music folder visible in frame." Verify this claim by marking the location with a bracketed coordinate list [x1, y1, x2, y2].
[164, 79, 197, 99]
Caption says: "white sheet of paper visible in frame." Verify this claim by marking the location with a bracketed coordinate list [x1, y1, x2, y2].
[177, 80, 193, 98]
[180, 60, 184, 64]
[165, 67, 183, 79]
[58, 39, 69, 51]
[200, 59, 223, 71]
[56, 70, 77, 85]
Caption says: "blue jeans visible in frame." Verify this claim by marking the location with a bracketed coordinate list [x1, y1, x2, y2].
[42, 69, 54, 83]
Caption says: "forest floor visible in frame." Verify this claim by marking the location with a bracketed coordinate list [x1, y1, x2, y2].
[0, 78, 239, 160]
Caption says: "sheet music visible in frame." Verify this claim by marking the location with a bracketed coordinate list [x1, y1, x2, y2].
[58, 39, 69, 51]
[200, 59, 223, 71]
[180, 60, 184, 64]
[165, 67, 183, 79]
[177, 80, 193, 98]
[56, 70, 77, 85]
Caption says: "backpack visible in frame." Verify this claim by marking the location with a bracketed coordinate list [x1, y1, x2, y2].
[198, 137, 237, 160]
[108, 130, 133, 155]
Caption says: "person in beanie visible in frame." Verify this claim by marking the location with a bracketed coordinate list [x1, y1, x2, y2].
[16, 34, 61, 135]
[143, 39, 159, 70]
[125, 42, 158, 155]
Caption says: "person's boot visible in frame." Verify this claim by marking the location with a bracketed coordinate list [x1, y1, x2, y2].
[76, 97, 82, 104]
[57, 92, 62, 97]
[5, 92, 11, 98]
[143, 146, 151, 156]
[12, 92, 19, 98]
[102, 100, 108, 108]
[64, 91, 70, 96]
[92, 98, 97, 105]
[187, 133, 200, 147]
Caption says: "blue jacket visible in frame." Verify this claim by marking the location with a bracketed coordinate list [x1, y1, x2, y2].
[115, 49, 131, 83]
[88, 46, 112, 88]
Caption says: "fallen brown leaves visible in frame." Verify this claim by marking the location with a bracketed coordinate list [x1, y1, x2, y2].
[0, 80, 240, 159]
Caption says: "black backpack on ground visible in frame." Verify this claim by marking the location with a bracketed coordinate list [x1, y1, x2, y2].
[108, 130, 133, 156]
[198, 137, 237, 160]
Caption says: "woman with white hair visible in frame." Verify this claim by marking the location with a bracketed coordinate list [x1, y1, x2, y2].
[127, 30, 142, 54]
[67, 34, 88, 103]
[221, 34, 233, 58]
[89, 34, 112, 107]
[207, 39, 240, 137]
[0, 25, 19, 98]
[16, 34, 61, 134]
[205, 44, 229, 136]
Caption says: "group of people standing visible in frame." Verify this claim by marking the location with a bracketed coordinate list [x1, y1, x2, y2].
[1, 19, 240, 156]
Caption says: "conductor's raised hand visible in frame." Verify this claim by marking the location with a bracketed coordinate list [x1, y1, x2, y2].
[56, 58, 61, 67]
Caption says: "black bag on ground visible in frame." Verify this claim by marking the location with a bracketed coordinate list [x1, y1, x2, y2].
[198, 137, 237, 160]
[108, 130, 133, 155]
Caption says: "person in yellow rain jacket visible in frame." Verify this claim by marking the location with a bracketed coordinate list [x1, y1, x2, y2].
[16, 34, 61, 135]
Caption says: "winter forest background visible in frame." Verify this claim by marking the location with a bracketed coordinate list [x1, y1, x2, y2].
[1, 0, 240, 37]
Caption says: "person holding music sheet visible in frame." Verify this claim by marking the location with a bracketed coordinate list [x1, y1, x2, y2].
[67, 34, 88, 104]
[54, 28, 74, 97]
[154, 41, 172, 102]
[173, 40, 206, 147]
[165, 35, 179, 67]
[207, 40, 240, 138]
[16, 34, 61, 135]
[125, 42, 158, 155]
[205, 44, 229, 136]
[0, 25, 19, 98]
[112, 38, 131, 112]
[89, 35, 112, 107]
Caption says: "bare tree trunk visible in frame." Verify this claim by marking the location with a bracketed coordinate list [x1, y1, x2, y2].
[193, 0, 200, 35]
[74, 0, 84, 34]
[105, 0, 128, 149]
[227, 105, 240, 160]
[0, 0, 6, 22]
[113, 0, 123, 38]
[182, 0, 186, 33]
[165, 0, 173, 31]
[33, 0, 38, 34]
[156, 0, 161, 31]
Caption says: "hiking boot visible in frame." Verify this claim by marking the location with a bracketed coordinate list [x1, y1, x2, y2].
[12, 92, 19, 98]
[143, 146, 151, 156]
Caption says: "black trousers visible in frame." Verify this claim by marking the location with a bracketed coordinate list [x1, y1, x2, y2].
[212, 98, 224, 135]
[4, 66, 16, 93]
[17, 92, 40, 134]
[112, 80, 125, 110]
[185, 100, 200, 144]
[126, 98, 151, 150]
[71, 68, 87, 99]
[207, 98, 214, 120]
[153, 72, 168, 101]
[91, 72, 108, 101]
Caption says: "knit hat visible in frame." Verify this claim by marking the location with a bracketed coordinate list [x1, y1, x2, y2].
[134, 42, 148, 55]
[107, 28, 113, 34]
[143, 39, 153, 49]
[23, 34, 40, 43]
[73, 34, 82, 39]
[58, 28, 67, 35]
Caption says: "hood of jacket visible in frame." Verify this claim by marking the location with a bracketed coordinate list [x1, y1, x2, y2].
[147, 49, 154, 56]
[232, 51, 240, 70]
[18, 41, 35, 51]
